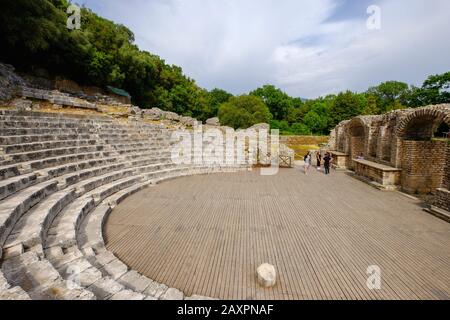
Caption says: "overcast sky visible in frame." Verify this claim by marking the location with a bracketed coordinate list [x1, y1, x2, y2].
[79, 0, 450, 99]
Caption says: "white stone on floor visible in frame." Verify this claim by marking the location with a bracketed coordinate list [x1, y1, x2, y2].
[257, 263, 276, 288]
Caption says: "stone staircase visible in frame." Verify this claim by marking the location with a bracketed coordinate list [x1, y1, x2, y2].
[0, 109, 245, 300]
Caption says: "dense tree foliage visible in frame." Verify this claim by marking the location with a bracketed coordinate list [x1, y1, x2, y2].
[218, 95, 271, 129]
[403, 72, 450, 107]
[0, 1, 448, 134]
[208, 88, 233, 116]
[244, 71, 449, 135]
[328, 91, 364, 128]
[250, 85, 293, 120]
[0, 0, 217, 121]
[367, 81, 409, 113]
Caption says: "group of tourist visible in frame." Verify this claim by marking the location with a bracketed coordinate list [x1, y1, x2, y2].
[303, 151, 333, 175]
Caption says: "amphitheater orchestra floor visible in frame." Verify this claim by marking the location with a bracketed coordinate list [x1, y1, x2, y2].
[105, 167, 450, 300]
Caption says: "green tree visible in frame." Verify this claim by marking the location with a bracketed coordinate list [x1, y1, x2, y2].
[218, 95, 272, 129]
[208, 88, 233, 116]
[418, 72, 450, 105]
[304, 110, 328, 134]
[286, 106, 303, 124]
[0, 0, 219, 114]
[291, 123, 311, 135]
[367, 81, 409, 112]
[401, 86, 426, 107]
[362, 94, 380, 115]
[329, 91, 362, 127]
[250, 85, 292, 120]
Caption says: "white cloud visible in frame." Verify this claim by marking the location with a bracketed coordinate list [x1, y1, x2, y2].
[272, 0, 450, 97]
[82, 0, 450, 98]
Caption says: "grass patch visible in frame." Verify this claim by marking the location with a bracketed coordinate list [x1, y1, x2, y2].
[288, 144, 321, 160]
[281, 135, 328, 160]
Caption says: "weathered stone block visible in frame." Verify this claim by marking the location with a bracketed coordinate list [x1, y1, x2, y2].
[160, 287, 184, 300]
[12, 99, 33, 111]
[206, 117, 220, 126]
[257, 263, 276, 288]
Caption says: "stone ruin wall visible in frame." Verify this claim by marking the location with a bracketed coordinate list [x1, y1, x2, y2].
[401, 140, 447, 194]
[444, 145, 450, 190]
[435, 144, 450, 211]
[329, 104, 450, 210]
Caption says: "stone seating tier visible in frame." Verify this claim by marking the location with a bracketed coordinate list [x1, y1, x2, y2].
[0, 109, 247, 300]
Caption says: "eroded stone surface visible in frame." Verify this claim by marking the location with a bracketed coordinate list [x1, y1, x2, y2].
[257, 263, 276, 288]
[109, 289, 145, 300]
[144, 281, 168, 298]
[206, 117, 220, 126]
[0, 286, 30, 300]
[160, 287, 184, 300]
[88, 277, 124, 300]
[118, 270, 152, 293]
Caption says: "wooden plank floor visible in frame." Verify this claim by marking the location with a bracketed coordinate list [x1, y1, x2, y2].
[105, 168, 450, 300]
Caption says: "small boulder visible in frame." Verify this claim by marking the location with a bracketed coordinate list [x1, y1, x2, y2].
[163, 111, 181, 121]
[180, 116, 198, 126]
[257, 263, 276, 288]
[206, 117, 220, 126]
[12, 98, 32, 111]
[143, 107, 163, 120]
[130, 106, 143, 116]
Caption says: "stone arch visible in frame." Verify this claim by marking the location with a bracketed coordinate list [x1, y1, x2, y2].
[396, 105, 450, 140]
[346, 117, 369, 168]
[396, 105, 450, 194]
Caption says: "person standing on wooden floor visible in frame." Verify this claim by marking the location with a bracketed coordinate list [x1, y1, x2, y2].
[316, 151, 322, 171]
[323, 152, 332, 175]
[304, 151, 312, 175]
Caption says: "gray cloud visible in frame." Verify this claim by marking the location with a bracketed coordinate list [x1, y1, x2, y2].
[81, 0, 450, 98]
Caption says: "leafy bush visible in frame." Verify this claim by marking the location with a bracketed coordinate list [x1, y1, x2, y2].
[218, 95, 271, 129]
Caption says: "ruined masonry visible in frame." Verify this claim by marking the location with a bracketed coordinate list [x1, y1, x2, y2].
[328, 104, 450, 214]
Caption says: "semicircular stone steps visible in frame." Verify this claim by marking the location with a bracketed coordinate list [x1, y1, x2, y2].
[62, 166, 237, 300]
[1, 154, 177, 255]
[6, 166, 224, 300]
[0, 109, 246, 300]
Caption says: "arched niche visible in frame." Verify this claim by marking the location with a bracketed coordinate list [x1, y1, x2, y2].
[396, 107, 450, 194]
[346, 118, 367, 169]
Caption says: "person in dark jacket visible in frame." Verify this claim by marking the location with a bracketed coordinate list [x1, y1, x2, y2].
[323, 152, 332, 175]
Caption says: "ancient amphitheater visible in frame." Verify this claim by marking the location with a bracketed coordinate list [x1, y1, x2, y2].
[0, 69, 449, 300]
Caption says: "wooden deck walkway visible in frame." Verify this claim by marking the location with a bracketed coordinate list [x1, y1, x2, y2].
[105, 168, 450, 300]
